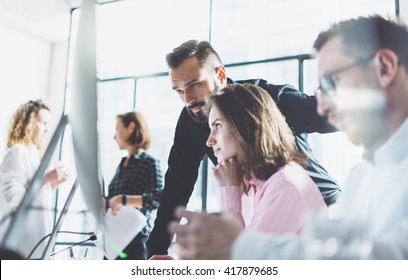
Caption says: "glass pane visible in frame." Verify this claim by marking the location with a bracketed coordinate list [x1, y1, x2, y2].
[211, 0, 394, 63]
[96, 0, 211, 211]
[97, 79, 135, 187]
[134, 76, 183, 174]
[226, 60, 300, 89]
[96, 0, 211, 78]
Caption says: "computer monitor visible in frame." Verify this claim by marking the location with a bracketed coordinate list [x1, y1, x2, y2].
[1, 0, 105, 259]
[68, 0, 105, 251]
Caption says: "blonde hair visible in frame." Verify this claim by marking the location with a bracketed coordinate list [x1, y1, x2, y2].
[7, 100, 50, 149]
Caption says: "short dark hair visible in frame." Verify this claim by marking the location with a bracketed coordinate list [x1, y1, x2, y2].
[314, 15, 408, 70]
[166, 39, 223, 71]
[117, 111, 151, 150]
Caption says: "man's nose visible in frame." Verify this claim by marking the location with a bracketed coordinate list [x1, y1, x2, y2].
[316, 94, 333, 117]
[183, 90, 196, 106]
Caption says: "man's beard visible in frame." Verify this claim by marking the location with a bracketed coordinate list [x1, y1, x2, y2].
[187, 101, 207, 123]
[187, 84, 221, 123]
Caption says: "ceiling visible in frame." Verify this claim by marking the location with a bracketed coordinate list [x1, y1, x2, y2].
[0, 0, 76, 19]
[0, 0, 117, 43]
[0, 0, 78, 42]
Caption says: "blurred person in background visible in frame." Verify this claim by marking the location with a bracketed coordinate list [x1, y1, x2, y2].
[105, 111, 163, 260]
[0, 99, 69, 259]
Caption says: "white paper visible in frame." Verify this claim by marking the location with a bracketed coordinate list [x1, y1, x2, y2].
[104, 206, 147, 260]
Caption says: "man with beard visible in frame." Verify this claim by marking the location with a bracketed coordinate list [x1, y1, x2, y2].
[147, 40, 340, 257]
[169, 16, 408, 260]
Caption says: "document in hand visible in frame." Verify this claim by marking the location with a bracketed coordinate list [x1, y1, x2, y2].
[104, 206, 147, 259]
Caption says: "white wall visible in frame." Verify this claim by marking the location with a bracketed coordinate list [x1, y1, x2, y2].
[0, 22, 52, 154]
[401, 0, 408, 21]
[0, 15, 69, 160]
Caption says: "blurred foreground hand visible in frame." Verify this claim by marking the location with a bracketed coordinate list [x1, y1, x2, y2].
[148, 255, 175, 260]
[168, 207, 244, 259]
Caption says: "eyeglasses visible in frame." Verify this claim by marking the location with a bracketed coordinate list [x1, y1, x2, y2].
[316, 54, 376, 98]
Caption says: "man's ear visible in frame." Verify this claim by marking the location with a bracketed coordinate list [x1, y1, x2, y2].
[215, 65, 227, 84]
[374, 49, 399, 88]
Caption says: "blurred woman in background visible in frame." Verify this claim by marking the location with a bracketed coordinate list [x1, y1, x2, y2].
[0, 99, 69, 259]
[106, 111, 163, 260]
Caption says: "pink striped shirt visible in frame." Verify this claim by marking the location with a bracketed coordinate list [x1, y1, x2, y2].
[218, 161, 326, 235]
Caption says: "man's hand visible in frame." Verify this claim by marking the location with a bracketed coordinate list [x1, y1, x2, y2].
[168, 207, 244, 259]
[44, 165, 69, 189]
[148, 255, 175, 260]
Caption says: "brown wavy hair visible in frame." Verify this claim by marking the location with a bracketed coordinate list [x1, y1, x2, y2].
[7, 100, 50, 149]
[205, 84, 306, 192]
[117, 111, 151, 151]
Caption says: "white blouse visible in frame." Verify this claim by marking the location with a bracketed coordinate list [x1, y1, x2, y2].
[0, 144, 54, 259]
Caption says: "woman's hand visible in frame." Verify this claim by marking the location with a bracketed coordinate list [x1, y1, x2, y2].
[44, 165, 69, 189]
[213, 158, 243, 187]
[109, 195, 124, 215]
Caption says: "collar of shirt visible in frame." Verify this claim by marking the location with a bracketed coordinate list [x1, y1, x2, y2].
[244, 177, 266, 194]
[363, 117, 408, 167]
[120, 151, 146, 166]
[131, 151, 146, 160]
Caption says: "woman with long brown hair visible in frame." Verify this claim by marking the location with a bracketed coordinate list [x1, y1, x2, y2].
[206, 84, 326, 235]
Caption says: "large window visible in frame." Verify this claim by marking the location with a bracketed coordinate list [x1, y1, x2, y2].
[94, 0, 395, 212]
[56, 0, 396, 258]
[95, 0, 211, 209]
